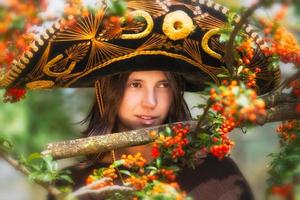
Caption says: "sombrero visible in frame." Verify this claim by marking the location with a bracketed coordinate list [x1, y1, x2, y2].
[0, 0, 280, 94]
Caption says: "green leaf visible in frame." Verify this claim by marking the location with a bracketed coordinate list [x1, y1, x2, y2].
[0, 136, 14, 152]
[111, 159, 125, 168]
[119, 170, 132, 176]
[60, 175, 74, 184]
[40, 173, 55, 182]
[146, 166, 157, 171]
[219, 32, 230, 43]
[42, 155, 55, 172]
[165, 127, 172, 136]
[156, 157, 162, 168]
[227, 12, 238, 25]
[11, 16, 26, 30]
[237, 65, 244, 75]
[217, 73, 229, 78]
[28, 153, 42, 162]
[28, 172, 40, 182]
[107, 0, 127, 16]
[192, 104, 206, 110]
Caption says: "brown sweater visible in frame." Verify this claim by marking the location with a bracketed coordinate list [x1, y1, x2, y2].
[49, 155, 254, 200]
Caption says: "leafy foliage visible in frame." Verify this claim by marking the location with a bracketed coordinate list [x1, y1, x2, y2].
[20, 153, 73, 185]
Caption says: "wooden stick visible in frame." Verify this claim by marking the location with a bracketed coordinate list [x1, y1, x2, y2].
[43, 102, 300, 160]
[42, 121, 197, 159]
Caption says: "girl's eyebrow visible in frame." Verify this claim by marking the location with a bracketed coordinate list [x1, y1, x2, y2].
[157, 80, 169, 83]
[127, 79, 143, 82]
[127, 79, 168, 82]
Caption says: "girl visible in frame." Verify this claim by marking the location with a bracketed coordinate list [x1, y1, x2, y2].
[64, 70, 254, 200]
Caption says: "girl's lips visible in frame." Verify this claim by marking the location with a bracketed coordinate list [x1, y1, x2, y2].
[135, 115, 159, 125]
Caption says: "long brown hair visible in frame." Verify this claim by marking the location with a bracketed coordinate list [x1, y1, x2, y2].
[82, 71, 191, 137]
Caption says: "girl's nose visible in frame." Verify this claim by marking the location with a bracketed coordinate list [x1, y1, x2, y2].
[141, 89, 157, 109]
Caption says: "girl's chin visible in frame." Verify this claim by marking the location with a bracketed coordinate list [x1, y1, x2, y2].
[119, 119, 163, 131]
[132, 121, 161, 129]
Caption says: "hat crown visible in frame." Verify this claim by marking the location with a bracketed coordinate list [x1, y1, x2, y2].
[0, 0, 280, 94]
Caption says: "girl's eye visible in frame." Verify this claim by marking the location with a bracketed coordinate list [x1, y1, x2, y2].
[157, 82, 169, 88]
[128, 82, 142, 88]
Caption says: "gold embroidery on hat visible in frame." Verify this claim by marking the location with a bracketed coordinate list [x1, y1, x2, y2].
[162, 10, 195, 41]
[194, 13, 225, 30]
[122, 19, 145, 34]
[54, 10, 105, 42]
[26, 80, 55, 89]
[202, 28, 222, 60]
[137, 34, 167, 51]
[249, 48, 270, 70]
[210, 37, 225, 54]
[183, 39, 202, 64]
[65, 50, 219, 87]
[66, 42, 90, 61]
[43, 42, 90, 77]
[28, 42, 51, 79]
[95, 80, 105, 116]
[169, 0, 202, 15]
[87, 40, 133, 69]
[127, 0, 168, 18]
[121, 10, 154, 39]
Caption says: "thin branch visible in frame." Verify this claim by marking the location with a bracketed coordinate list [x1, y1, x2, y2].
[260, 92, 297, 108]
[277, 69, 300, 91]
[195, 100, 213, 132]
[260, 69, 300, 107]
[224, 1, 263, 74]
[260, 103, 300, 124]
[0, 149, 61, 197]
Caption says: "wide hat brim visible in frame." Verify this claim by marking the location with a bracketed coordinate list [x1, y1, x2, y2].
[0, 0, 280, 94]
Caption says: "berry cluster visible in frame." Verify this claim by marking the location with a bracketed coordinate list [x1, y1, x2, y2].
[238, 67, 261, 88]
[259, 7, 300, 65]
[160, 168, 176, 182]
[151, 123, 190, 160]
[102, 166, 118, 179]
[208, 80, 266, 159]
[209, 117, 235, 159]
[121, 153, 146, 169]
[85, 174, 114, 189]
[85, 165, 118, 185]
[276, 120, 298, 143]
[271, 184, 293, 198]
[90, 179, 114, 190]
[210, 141, 234, 160]
[290, 80, 300, 97]
[264, 26, 300, 65]
[289, 80, 300, 113]
[236, 38, 255, 65]
[149, 182, 187, 199]
[64, 0, 87, 18]
[125, 175, 149, 190]
[3, 88, 26, 103]
[0, 1, 46, 82]
[210, 80, 266, 123]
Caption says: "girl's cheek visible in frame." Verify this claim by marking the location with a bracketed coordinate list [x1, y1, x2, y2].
[123, 91, 143, 106]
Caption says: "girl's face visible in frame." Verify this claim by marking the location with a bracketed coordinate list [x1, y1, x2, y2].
[117, 71, 173, 131]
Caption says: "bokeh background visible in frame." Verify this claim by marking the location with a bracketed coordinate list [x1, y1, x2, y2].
[0, 0, 299, 200]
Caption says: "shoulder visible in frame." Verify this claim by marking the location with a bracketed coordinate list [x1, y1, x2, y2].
[177, 155, 254, 200]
